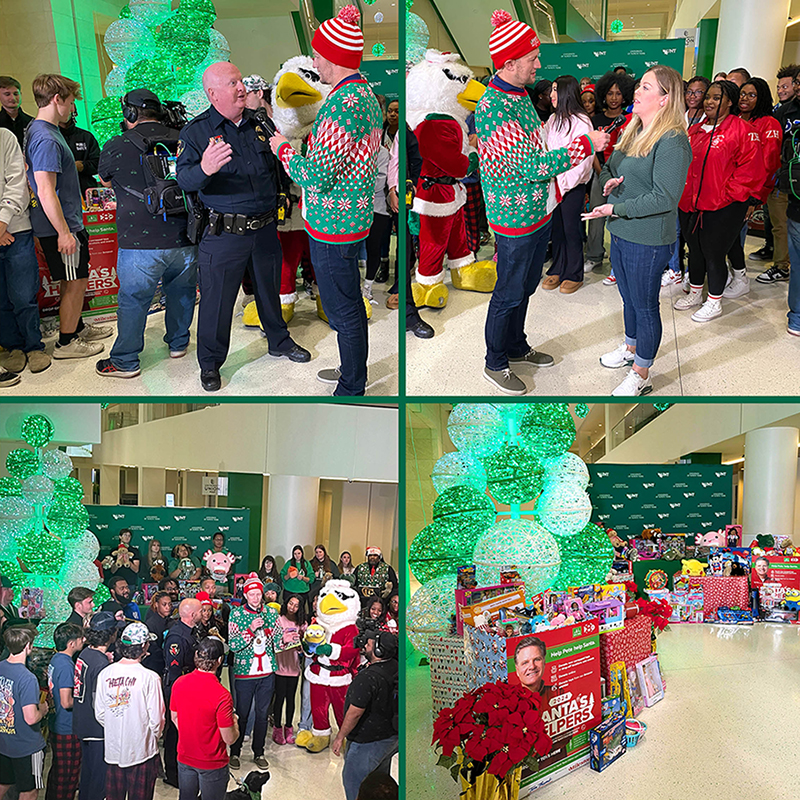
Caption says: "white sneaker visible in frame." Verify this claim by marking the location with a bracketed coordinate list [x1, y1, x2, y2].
[674, 288, 703, 310]
[612, 368, 653, 397]
[602, 274, 617, 286]
[79, 322, 113, 341]
[362, 281, 374, 301]
[723, 275, 750, 299]
[600, 342, 635, 369]
[682, 272, 691, 293]
[691, 297, 722, 322]
[661, 269, 681, 288]
[584, 259, 602, 273]
[53, 338, 104, 359]
[789, 327, 800, 337]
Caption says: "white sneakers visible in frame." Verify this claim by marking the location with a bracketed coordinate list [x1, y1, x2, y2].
[584, 259, 602, 273]
[691, 297, 722, 322]
[661, 269, 681, 287]
[674, 287, 703, 310]
[600, 342, 635, 369]
[723, 274, 750, 298]
[612, 368, 653, 397]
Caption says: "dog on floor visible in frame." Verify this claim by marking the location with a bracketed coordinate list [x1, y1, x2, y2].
[226, 769, 271, 799]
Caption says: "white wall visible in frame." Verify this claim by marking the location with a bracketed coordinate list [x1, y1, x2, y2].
[215, 15, 300, 82]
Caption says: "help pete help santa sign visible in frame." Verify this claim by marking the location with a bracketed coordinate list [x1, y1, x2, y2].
[505, 618, 601, 794]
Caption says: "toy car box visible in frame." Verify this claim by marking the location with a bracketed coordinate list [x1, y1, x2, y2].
[589, 713, 627, 772]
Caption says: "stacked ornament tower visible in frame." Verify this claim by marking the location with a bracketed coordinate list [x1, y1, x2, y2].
[407, 403, 613, 655]
[0, 415, 104, 647]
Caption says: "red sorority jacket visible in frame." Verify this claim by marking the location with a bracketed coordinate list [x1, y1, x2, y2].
[679, 114, 765, 213]
[751, 115, 783, 202]
[412, 114, 478, 217]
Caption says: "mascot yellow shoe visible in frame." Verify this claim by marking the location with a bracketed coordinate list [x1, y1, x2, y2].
[304, 734, 331, 753]
[294, 729, 314, 748]
[316, 294, 372, 323]
[451, 260, 497, 293]
[243, 299, 296, 327]
[411, 280, 449, 309]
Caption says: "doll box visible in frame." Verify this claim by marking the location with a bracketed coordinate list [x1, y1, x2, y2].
[589, 713, 627, 772]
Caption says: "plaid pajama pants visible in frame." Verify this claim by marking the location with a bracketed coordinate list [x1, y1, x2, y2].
[45, 733, 82, 800]
[105, 755, 159, 800]
[463, 182, 486, 255]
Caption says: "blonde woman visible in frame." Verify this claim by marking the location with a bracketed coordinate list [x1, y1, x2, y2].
[583, 65, 692, 396]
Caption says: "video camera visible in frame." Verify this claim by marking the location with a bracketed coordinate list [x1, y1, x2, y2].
[161, 100, 189, 131]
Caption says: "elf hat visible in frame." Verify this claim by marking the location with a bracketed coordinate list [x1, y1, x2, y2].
[242, 572, 264, 594]
[312, 5, 364, 70]
[195, 591, 212, 607]
[489, 9, 541, 69]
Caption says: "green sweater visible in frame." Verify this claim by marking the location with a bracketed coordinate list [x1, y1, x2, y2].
[601, 129, 692, 246]
[280, 559, 313, 594]
[228, 602, 279, 679]
[475, 77, 594, 237]
[278, 73, 382, 244]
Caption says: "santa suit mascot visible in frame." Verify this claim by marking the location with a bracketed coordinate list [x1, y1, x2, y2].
[296, 579, 360, 753]
[407, 50, 497, 308]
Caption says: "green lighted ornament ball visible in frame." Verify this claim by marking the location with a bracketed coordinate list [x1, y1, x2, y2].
[610, 19, 624, 34]
[125, 58, 178, 99]
[518, 403, 576, 458]
[0, 477, 21, 498]
[542, 452, 590, 490]
[17, 531, 65, 575]
[431, 451, 487, 494]
[483, 443, 544, 505]
[42, 449, 74, 482]
[447, 403, 506, 458]
[575, 403, 589, 418]
[54, 476, 84, 503]
[47, 500, 90, 540]
[372, 43, 386, 57]
[534, 482, 592, 538]
[551, 522, 615, 590]
[6, 449, 39, 480]
[406, 574, 457, 656]
[93, 583, 111, 608]
[21, 415, 55, 448]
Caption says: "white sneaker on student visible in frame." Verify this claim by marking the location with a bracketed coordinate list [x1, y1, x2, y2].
[691, 297, 723, 322]
[611, 368, 653, 397]
[674, 288, 703, 310]
[661, 269, 681, 288]
[600, 342, 635, 369]
[723, 274, 750, 298]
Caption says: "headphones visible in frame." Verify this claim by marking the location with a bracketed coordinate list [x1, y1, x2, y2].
[373, 631, 397, 660]
[121, 92, 163, 125]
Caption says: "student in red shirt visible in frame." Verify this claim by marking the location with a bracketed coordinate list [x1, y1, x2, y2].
[169, 637, 238, 800]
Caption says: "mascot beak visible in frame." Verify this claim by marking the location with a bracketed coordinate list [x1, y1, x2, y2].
[457, 79, 486, 112]
[275, 72, 323, 108]
[319, 593, 347, 615]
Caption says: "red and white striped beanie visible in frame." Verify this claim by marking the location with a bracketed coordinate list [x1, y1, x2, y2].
[312, 5, 364, 70]
[489, 9, 541, 69]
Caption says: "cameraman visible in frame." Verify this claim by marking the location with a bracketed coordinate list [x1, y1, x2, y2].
[332, 630, 398, 800]
[96, 89, 198, 380]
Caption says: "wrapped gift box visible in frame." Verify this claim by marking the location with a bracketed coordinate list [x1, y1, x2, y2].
[428, 635, 471, 715]
[695, 576, 749, 620]
[599, 614, 653, 685]
[464, 627, 508, 689]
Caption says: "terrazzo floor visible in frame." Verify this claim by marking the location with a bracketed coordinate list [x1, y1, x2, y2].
[2, 285, 399, 397]
[407, 235, 799, 397]
[406, 622, 800, 800]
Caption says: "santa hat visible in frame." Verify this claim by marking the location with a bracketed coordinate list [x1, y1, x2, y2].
[366, 546, 382, 557]
[242, 572, 263, 594]
[312, 5, 364, 70]
[489, 9, 540, 70]
[195, 591, 212, 607]
[581, 84, 596, 94]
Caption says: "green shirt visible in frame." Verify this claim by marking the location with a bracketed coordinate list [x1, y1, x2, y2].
[602, 129, 692, 246]
[280, 560, 313, 594]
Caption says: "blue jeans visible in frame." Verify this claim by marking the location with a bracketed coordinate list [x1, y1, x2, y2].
[110, 246, 198, 370]
[309, 238, 368, 395]
[0, 230, 44, 353]
[342, 736, 399, 800]
[231, 673, 275, 757]
[298, 655, 312, 731]
[610, 234, 672, 369]
[178, 761, 229, 800]
[785, 218, 800, 330]
[485, 222, 550, 370]
[668, 217, 681, 273]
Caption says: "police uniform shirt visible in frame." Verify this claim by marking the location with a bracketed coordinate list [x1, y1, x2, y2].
[175, 106, 277, 215]
[163, 620, 197, 691]
[98, 122, 191, 249]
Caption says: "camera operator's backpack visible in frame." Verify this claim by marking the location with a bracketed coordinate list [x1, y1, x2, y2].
[788, 125, 800, 201]
[118, 128, 188, 218]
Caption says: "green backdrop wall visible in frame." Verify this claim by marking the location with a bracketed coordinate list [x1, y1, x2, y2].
[361, 59, 400, 100]
[87, 506, 251, 570]
[536, 38, 685, 83]
[587, 464, 733, 537]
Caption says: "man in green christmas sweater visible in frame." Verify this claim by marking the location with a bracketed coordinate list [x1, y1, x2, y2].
[227, 572, 279, 770]
[475, 10, 610, 396]
[270, 6, 382, 397]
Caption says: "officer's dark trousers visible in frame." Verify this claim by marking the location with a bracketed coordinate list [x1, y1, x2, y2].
[197, 221, 291, 370]
[163, 713, 179, 785]
[309, 238, 367, 395]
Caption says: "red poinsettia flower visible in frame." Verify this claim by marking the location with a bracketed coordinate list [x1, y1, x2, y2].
[487, 746, 515, 777]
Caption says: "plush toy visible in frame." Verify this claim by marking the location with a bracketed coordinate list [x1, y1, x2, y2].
[681, 559, 707, 576]
[753, 534, 775, 550]
[149, 558, 167, 582]
[406, 50, 496, 308]
[773, 536, 796, 556]
[695, 530, 726, 547]
[296, 579, 360, 754]
[203, 550, 236, 583]
[302, 623, 326, 654]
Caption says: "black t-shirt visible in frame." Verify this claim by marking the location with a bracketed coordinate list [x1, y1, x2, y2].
[73, 647, 111, 740]
[101, 545, 142, 587]
[98, 122, 191, 249]
[344, 659, 397, 743]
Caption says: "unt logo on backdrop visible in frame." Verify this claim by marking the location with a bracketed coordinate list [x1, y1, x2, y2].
[113, 514, 124, 520]
[670, 502, 681, 508]
[173, 515, 186, 521]
[593, 50, 607, 57]
[158, 525, 171, 531]
[684, 492, 695, 498]
[716, 472, 726, 477]
[643, 483, 654, 488]
[658, 513, 669, 519]
[662, 48, 677, 55]
[702, 482, 713, 487]
[597, 472, 609, 478]
[658, 472, 668, 478]
[232, 516, 243, 522]
[626, 493, 638, 499]
[577, 63, 589, 69]
[612, 503, 624, 510]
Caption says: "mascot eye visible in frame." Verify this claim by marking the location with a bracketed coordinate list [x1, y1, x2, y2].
[443, 69, 468, 85]
[335, 591, 349, 600]
[300, 68, 320, 82]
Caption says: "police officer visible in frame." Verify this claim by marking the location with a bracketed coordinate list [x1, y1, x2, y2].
[162, 597, 200, 788]
[176, 61, 311, 392]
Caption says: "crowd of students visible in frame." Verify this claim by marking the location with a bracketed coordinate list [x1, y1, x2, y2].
[0, 535, 399, 800]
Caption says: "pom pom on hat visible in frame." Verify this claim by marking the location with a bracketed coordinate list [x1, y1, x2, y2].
[312, 4, 364, 70]
[242, 572, 264, 594]
[488, 9, 541, 69]
[491, 9, 512, 28]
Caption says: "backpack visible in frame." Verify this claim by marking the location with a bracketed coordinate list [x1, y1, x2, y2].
[118, 128, 188, 218]
[788, 125, 800, 201]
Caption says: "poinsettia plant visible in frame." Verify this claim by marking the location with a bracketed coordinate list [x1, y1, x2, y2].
[432, 680, 552, 784]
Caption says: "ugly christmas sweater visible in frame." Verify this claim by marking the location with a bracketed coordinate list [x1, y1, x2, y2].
[474, 76, 595, 237]
[228, 602, 279, 680]
[278, 73, 383, 244]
